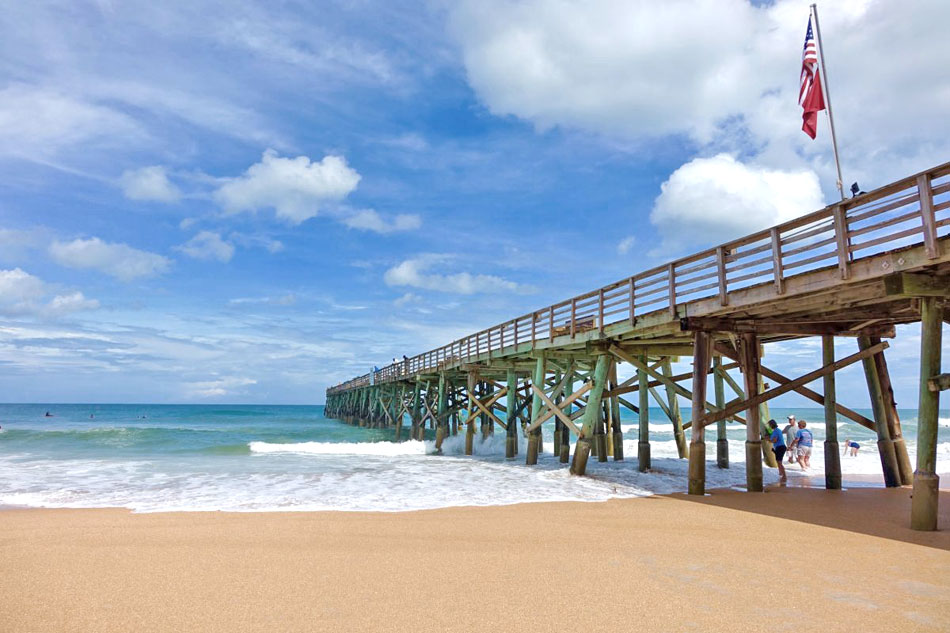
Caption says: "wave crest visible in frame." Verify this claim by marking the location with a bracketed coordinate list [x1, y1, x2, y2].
[248, 440, 427, 456]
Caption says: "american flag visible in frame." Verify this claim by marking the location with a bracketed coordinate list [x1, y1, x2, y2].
[799, 16, 825, 139]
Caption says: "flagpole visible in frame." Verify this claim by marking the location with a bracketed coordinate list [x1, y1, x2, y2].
[810, 3, 845, 200]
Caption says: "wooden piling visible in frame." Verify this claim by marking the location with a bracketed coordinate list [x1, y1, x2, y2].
[526, 355, 546, 465]
[758, 375, 778, 469]
[571, 354, 609, 476]
[434, 372, 448, 453]
[869, 337, 913, 484]
[394, 382, 406, 441]
[553, 371, 562, 458]
[609, 360, 624, 461]
[560, 371, 572, 464]
[739, 333, 764, 492]
[480, 381, 494, 440]
[506, 369, 518, 458]
[911, 297, 942, 530]
[688, 332, 711, 495]
[821, 335, 842, 489]
[661, 358, 689, 459]
[465, 373, 475, 455]
[857, 336, 901, 487]
[713, 356, 729, 469]
[638, 354, 650, 472]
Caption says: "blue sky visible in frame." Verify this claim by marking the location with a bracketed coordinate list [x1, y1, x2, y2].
[0, 0, 947, 405]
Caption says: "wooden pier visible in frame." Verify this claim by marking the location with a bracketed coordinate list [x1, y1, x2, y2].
[326, 161, 950, 530]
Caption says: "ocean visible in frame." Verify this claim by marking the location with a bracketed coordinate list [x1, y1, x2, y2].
[1, 403, 948, 513]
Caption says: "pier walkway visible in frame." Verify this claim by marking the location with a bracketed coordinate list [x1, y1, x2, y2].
[326, 161, 950, 530]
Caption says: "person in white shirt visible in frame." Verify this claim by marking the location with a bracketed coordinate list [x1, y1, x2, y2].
[782, 415, 798, 464]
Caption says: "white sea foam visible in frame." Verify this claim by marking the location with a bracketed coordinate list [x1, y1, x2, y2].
[2, 438, 948, 514]
[249, 440, 427, 456]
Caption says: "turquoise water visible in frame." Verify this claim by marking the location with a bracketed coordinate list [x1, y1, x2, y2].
[1, 403, 947, 512]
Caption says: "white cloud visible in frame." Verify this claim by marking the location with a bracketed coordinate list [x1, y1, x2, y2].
[120, 165, 181, 203]
[49, 237, 171, 281]
[649, 154, 824, 252]
[617, 236, 636, 255]
[46, 291, 100, 316]
[342, 209, 422, 233]
[384, 255, 536, 295]
[451, 0, 950, 193]
[0, 84, 142, 159]
[229, 294, 297, 307]
[0, 268, 99, 317]
[214, 149, 361, 224]
[176, 231, 234, 263]
[394, 292, 421, 307]
[451, 0, 763, 144]
[184, 376, 257, 398]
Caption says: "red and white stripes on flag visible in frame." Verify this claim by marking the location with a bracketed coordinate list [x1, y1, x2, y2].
[799, 16, 825, 139]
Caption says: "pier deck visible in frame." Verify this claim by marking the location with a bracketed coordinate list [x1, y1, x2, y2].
[326, 161, 950, 530]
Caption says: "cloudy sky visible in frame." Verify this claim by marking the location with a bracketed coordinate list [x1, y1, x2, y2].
[1, 0, 947, 405]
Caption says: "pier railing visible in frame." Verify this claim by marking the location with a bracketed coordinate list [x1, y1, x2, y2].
[328, 161, 950, 395]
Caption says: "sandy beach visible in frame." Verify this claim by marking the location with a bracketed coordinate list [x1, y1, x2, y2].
[2, 486, 948, 633]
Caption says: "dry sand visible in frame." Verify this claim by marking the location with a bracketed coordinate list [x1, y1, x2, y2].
[2, 486, 949, 633]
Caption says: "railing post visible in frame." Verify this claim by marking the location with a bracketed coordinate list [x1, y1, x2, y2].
[598, 288, 604, 334]
[668, 263, 677, 317]
[628, 277, 635, 327]
[833, 204, 851, 280]
[531, 312, 536, 346]
[549, 307, 554, 342]
[770, 227, 784, 294]
[570, 298, 577, 338]
[918, 173, 939, 259]
[513, 319, 519, 349]
[716, 247, 728, 306]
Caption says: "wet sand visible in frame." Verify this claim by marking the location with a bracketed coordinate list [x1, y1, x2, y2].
[2, 486, 949, 633]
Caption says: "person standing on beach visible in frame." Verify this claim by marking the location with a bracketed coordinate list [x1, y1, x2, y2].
[789, 420, 813, 470]
[767, 420, 788, 483]
[782, 415, 798, 464]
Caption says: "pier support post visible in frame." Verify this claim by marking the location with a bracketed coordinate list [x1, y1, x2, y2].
[822, 336, 842, 489]
[858, 336, 901, 487]
[594, 399, 608, 463]
[526, 355, 546, 465]
[560, 371, 572, 464]
[911, 297, 942, 531]
[506, 369, 519, 458]
[688, 332, 711, 495]
[759, 375, 778, 469]
[395, 383, 406, 441]
[553, 371, 562, 458]
[480, 382, 494, 440]
[662, 358, 689, 459]
[571, 354, 609, 476]
[870, 336, 913, 484]
[465, 373, 476, 455]
[435, 372, 448, 453]
[637, 354, 651, 471]
[740, 333, 764, 492]
[713, 356, 729, 469]
[609, 360, 624, 461]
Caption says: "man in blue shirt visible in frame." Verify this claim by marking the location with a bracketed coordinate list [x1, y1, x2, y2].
[790, 420, 814, 470]
[767, 420, 788, 483]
